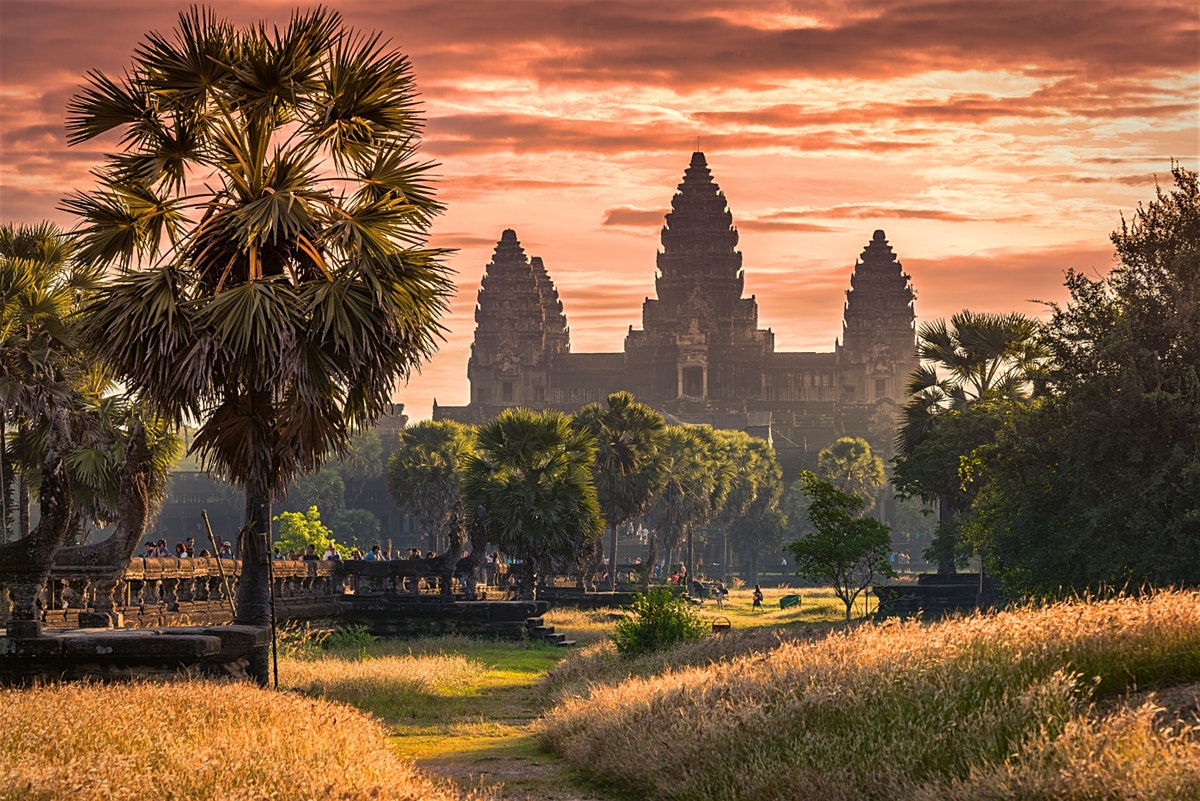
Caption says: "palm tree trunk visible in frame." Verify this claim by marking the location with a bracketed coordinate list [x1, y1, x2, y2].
[236, 485, 273, 686]
[18, 474, 30, 539]
[935, 495, 957, 575]
[685, 526, 694, 587]
[644, 537, 657, 592]
[1, 416, 8, 544]
[607, 520, 618, 592]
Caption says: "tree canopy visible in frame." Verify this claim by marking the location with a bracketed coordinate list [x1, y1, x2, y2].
[968, 166, 1200, 595]
[387, 419, 475, 554]
[787, 471, 895, 622]
[463, 408, 602, 596]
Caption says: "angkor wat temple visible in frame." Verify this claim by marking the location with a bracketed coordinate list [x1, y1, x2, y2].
[434, 152, 918, 477]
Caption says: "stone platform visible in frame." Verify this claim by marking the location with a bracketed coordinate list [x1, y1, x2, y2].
[0, 624, 270, 685]
[874, 572, 1000, 619]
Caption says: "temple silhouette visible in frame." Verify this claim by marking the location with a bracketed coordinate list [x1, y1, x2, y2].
[434, 152, 918, 476]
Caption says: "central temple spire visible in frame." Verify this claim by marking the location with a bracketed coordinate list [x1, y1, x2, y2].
[655, 152, 744, 307]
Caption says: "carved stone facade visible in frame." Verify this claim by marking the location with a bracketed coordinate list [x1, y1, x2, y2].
[435, 152, 918, 476]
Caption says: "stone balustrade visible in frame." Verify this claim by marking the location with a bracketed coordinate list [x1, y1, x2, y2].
[2, 556, 505, 631]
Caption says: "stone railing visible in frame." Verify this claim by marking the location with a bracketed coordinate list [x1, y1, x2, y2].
[2, 555, 512, 631]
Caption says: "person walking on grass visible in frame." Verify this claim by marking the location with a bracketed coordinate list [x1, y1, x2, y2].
[752, 584, 764, 611]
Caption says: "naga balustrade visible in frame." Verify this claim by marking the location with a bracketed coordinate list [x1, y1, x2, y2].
[2, 556, 506, 631]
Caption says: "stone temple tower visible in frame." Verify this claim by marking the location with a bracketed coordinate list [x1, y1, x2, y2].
[466, 229, 569, 407]
[835, 229, 917, 457]
[624, 151, 774, 403]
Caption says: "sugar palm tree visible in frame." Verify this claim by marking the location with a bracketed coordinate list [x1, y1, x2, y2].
[817, 436, 885, 515]
[645, 425, 730, 585]
[64, 8, 451, 681]
[572, 392, 667, 591]
[719, 434, 783, 582]
[387, 419, 475, 554]
[463, 408, 601, 598]
[0, 222, 95, 542]
[894, 310, 1047, 573]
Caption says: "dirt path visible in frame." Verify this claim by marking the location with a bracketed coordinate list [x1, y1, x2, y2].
[393, 663, 618, 801]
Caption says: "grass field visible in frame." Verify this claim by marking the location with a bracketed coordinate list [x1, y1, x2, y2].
[3, 587, 1196, 801]
[537, 589, 1200, 801]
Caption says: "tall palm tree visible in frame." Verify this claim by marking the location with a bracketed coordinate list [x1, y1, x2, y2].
[894, 310, 1047, 573]
[817, 436, 885, 515]
[64, 8, 451, 681]
[0, 222, 94, 542]
[722, 436, 784, 582]
[897, 311, 1046, 457]
[463, 408, 601, 598]
[387, 419, 475, 554]
[644, 425, 731, 585]
[571, 392, 667, 591]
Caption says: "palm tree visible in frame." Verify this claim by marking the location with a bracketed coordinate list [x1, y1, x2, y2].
[817, 437, 885, 515]
[463, 408, 602, 598]
[644, 425, 731, 585]
[894, 310, 1047, 573]
[387, 419, 475, 554]
[571, 392, 667, 591]
[64, 8, 451, 682]
[0, 222, 95, 542]
[721, 435, 784, 582]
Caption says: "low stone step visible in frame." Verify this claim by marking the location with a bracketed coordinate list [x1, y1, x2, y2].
[542, 632, 568, 644]
[554, 639, 576, 647]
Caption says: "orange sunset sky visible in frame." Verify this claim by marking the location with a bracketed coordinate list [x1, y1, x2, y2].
[2, 1, 1197, 420]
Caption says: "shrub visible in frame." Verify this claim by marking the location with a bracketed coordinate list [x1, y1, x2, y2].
[611, 587, 708, 657]
[324, 624, 378, 652]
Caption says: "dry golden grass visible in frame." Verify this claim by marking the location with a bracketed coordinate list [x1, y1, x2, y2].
[280, 650, 484, 722]
[535, 589, 1200, 801]
[0, 680, 486, 801]
[913, 699, 1200, 801]
[541, 607, 617, 645]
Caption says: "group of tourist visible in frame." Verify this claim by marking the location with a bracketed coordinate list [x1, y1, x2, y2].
[142, 537, 233, 560]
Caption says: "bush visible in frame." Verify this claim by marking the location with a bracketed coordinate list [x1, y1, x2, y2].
[611, 587, 708, 657]
[324, 624, 378, 652]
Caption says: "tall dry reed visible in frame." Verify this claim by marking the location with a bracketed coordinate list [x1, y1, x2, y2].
[0, 680, 485, 801]
[535, 589, 1200, 801]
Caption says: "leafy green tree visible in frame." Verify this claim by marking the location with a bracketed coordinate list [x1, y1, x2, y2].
[273, 506, 346, 558]
[329, 507, 380, 550]
[464, 408, 602, 597]
[338, 430, 382, 507]
[893, 310, 1047, 573]
[572, 391, 667, 591]
[968, 166, 1200, 595]
[66, 8, 450, 682]
[610, 587, 708, 657]
[387, 419, 475, 553]
[287, 469, 346, 517]
[787, 471, 895, 622]
[817, 436, 885, 514]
